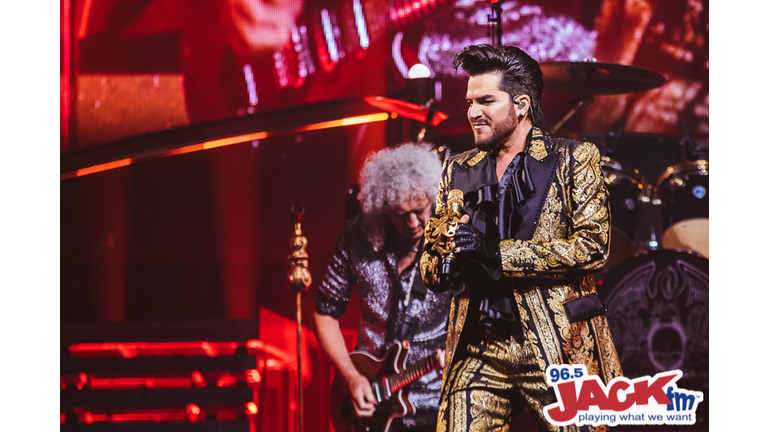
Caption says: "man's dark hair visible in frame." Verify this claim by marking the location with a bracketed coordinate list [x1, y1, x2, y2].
[453, 44, 544, 127]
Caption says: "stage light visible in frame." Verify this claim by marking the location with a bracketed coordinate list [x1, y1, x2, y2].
[352, 0, 369, 48]
[186, 404, 201, 422]
[186, 404, 201, 416]
[320, 9, 339, 62]
[246, 402, 259, 415]
[246, 369, 262, 384]
[408, 63, 431, 79]
[201, 341, 219, 357]
[75, 158, 132, 177]
[63, 112, 388, 180]
[77, 372, 88, 390]
[191, 371, 205, 387]
[202, 132, 269, 151]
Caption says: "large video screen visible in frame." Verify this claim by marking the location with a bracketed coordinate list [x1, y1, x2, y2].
[62, 0, 708, 150]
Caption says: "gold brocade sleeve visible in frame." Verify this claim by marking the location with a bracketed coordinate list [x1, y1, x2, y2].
[420, 156, 454, 288]
[500, 141, 610, 277]
[435, 156, 452, 215]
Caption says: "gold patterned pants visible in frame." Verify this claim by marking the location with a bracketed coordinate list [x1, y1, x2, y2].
[438, 324, 601, 432]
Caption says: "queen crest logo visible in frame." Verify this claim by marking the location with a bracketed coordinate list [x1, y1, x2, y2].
[543, 364, 704, 427]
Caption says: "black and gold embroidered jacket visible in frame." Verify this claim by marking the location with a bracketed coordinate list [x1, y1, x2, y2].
[421, 127, 623, 388]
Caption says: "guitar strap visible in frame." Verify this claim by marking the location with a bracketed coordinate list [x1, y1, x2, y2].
[397, 247, 428, 344]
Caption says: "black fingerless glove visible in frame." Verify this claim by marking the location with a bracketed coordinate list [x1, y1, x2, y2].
[453, 222, 501, 280]
[454, 223, 484, 255]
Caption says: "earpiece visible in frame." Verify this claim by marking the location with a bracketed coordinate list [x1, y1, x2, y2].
[516, 99, 526, 119]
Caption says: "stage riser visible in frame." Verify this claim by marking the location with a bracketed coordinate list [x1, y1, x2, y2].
[60, 422, 252, 432]
[61, 356, 259, 375]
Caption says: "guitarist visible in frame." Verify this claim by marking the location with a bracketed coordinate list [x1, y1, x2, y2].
[314, 143, 451, 432]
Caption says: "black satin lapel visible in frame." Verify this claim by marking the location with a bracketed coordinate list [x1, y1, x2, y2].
[451, 157, 496, 221]
[513, 154, 535, 203]
[513, 151, 560, 241]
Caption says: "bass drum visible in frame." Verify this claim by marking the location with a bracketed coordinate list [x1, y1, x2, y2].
[600, 156, 650, 268]
[596, 250, 708, 384]
[653, 160, 709, 258]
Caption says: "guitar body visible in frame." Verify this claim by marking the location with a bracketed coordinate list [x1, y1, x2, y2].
[330, 341, 414, 432]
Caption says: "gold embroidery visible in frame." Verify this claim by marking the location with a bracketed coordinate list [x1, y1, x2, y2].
[529, 137, 547, 161]
[437, 399, 447, 432]
[565, 321, 597, 373]
[500, 141, 610, 274]
[451, 389, 467, 432]
[432, 135, 623, 430]
[467, 150, 487, 166]
[531, 184, 564, 244]
[548, 286, 572, 342]
[469, 390, 511, 432]
[514, 291, 548, 372]
[454, 356, 485, 431]
[419, 251, 440, 287]
[442, 298, 458, 387]
[592, 315, 624, 381]
[524, 289, 564, 367]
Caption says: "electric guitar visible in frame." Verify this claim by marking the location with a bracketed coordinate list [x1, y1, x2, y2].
[330, 340, 440, 432]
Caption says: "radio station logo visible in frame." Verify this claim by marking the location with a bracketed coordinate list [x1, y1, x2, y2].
[543, 364, 704, 427]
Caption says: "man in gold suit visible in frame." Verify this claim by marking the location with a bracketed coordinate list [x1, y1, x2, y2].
[420, 44, 623, 432]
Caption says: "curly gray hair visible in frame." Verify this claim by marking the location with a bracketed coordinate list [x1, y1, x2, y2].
[357, 142, 442, 251]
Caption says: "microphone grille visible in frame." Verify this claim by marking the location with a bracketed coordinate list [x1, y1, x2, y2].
[447, 189, 464, 205]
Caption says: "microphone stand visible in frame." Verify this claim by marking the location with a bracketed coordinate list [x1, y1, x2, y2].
[488, 0, 506, 46]
[287, 206, 311, 432]
[417, 98, 437, 144]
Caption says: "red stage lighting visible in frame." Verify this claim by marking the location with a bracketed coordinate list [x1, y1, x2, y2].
[246, 402, 259, 415]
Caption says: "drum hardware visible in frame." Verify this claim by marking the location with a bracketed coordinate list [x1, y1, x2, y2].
[539, 61, 667, 96]
[602, 120, 626, 158]
[652, 160, 709, 259]
[363, 96, 449, 126]
[600, 156, 651, 269]
[680, 120, 709, 161]
[417, 99, 442, 145]
[550, 94, 593, 136]
[541, 60, 665, 135]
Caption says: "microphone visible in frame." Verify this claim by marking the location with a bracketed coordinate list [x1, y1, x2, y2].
[447, 189, 465, 216]
[439, 190, 465, 288]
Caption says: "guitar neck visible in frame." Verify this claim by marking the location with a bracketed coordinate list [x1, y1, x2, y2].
[273, 0, 446, 89]
[387, 353, 439, 392]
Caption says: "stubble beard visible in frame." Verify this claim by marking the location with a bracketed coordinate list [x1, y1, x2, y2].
[473, 109, 517, 152]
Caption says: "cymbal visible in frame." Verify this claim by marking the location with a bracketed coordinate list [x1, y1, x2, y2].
[539, 61, 667, 95]
[364, 96, 449, 126]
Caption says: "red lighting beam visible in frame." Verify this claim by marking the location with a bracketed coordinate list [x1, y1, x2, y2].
[62, 113, 390, 180]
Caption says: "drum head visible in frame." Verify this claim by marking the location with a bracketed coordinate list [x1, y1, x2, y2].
[597, 250, 708, 384]
[655, 160, 709, 258]
[661, 218, 709, 258]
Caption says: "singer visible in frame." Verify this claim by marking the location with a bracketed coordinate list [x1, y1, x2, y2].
[420, 45, 623, 432]
[314, 143, 452, 432]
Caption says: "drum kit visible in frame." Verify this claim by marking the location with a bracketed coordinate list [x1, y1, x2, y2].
[367, 60, 709, 385]
[539, 60, 709, 387]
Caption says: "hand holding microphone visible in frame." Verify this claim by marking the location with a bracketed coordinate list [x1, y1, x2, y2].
[422, 188, 502, 290]
[453, 216, 485, 256]
[437, 190, 465, 288]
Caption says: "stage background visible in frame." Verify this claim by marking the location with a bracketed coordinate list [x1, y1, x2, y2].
[60, 0, 708, 430]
